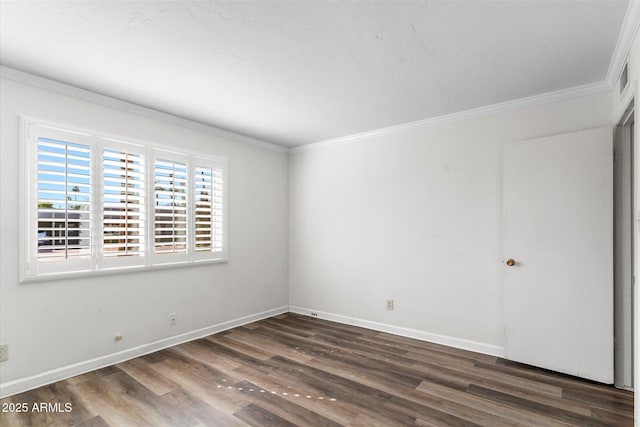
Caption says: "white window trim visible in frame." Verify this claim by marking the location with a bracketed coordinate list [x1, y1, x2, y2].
[19, 116, 229, 282]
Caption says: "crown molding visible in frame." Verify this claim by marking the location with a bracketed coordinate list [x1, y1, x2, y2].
[606, 0, 640, 88]
[0, 65, 288, 153]
[291, 80, 611, 154]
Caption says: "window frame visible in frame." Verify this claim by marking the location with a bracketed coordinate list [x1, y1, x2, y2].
[20, 117, 229, 282]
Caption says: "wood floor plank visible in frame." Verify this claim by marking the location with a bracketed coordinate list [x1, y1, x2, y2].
[8, 388, 67, 427]
[384, 397, 482, 427]
[464, 374, 592, 416]
[0, 313, 633, 426]
[147, 350, 251, 413]
[161, 387, 249, 427]
[139, 350, 171, 365]
[230, 364, 361, 425]
[562, 386, 633, 413]
[590, 406, 634, 426]
[78, 415, 110, 427]
[466, 384, 612, 427]
[99, 368, 198, 426]
[233, 403, 297, 427]
[417, 379, 577, 427]
[207, 333, 274, 361]
[35, 382, 95, 425]
[458, 364, 563, 397]
[67, 370, 158, 427]
[405, 349, 479, 370]
[235, 380, 343, 427]
[388, 386, 524, 427]
[222, 327, 315, 364]
[116, 357, 180, 396]
[484, 359, 634, 401]
[173, 339, 244, 371]
[283, 315, 379, 338]
[308, 332, 411, 360]
[260, 318, 316, 338]
[347, 412, 400, 427]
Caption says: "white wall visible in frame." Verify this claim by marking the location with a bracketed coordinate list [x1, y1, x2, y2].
[0, 77, 289, 396]
[289, 91, 613, 353]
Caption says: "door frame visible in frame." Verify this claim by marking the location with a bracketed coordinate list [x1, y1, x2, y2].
[614, 101, 635, 390]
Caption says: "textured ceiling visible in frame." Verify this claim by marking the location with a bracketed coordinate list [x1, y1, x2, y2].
[0, 1, 630, 147]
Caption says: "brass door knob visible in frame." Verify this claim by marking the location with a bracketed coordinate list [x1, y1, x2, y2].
[506, 258, 516, 266]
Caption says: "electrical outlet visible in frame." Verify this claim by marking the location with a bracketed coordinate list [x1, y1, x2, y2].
[386, 299, 394, 311]
[169, 313, 177, 326]
[0, 344, 8, 362]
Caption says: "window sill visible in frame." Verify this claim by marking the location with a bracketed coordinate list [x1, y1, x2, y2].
[21, 258, 228, 284]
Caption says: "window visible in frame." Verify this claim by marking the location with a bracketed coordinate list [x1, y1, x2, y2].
[21, 118, 228, 280]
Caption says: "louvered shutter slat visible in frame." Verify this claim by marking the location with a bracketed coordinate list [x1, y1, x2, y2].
[102, 149, 145, 257]
[153, 159, 188, 254]
[193, 166, 223, 253]
[37, 137, 92, 260]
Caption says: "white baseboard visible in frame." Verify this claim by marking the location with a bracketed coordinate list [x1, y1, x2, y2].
[288, 305, 505, 358]
[0, 306, 288, 399]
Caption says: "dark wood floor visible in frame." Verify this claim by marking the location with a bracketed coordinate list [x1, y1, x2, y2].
[0, 313, 633, 426]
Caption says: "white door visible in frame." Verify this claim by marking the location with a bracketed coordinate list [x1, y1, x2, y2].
[503, 126, 613, 383]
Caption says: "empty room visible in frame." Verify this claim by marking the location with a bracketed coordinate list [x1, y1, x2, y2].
[0, 0, 638, 426]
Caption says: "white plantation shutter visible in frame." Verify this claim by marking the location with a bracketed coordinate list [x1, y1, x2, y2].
[211, 167, 224, 252]
[36, 137, 91, 261]
[103, 148, 145, 258]
[193, 165, 224, 253]
[154, 159, 188, 254]
[194, 166, 213, 251]
[22, 118, 228, 281]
